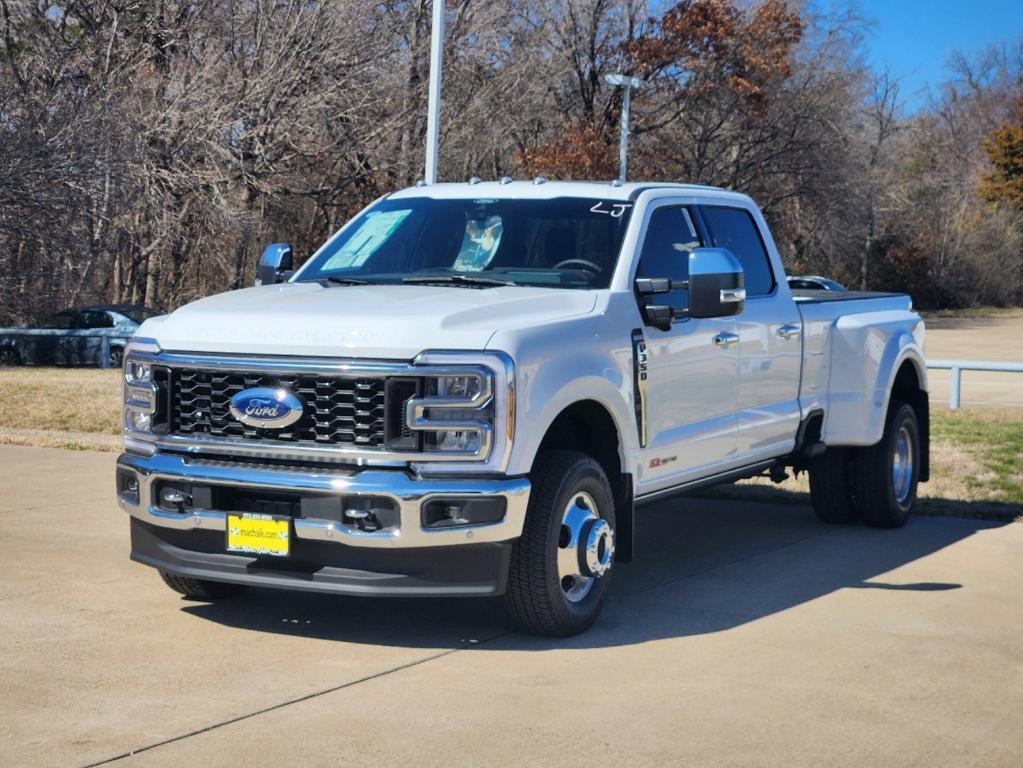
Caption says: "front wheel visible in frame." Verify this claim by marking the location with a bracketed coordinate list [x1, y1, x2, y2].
[0, 346, 21, 366]
[504, 451, 617, 636]
[854, 400, 921, 528]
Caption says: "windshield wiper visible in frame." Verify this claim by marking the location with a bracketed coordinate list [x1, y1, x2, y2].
[401, 275, 517, 288]
[321, 276, 373, 286]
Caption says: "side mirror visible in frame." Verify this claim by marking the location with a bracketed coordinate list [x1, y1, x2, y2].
[688, 247, 745, 318]
[256, 243, 294, 286]
[635, 247, 745, 331]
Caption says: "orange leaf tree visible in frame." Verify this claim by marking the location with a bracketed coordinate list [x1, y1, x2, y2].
[980, 98, 1023, 208]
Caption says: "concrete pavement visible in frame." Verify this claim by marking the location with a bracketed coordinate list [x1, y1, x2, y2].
[2, 445, 1021, 767]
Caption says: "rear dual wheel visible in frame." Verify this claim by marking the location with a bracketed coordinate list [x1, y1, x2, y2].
[504, 451, 616, 636]
[809, 400, 920, 528]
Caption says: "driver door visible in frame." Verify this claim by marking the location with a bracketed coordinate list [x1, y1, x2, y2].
[634, 204, 739, 495]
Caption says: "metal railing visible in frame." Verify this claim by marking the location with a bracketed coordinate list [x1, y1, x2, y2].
[0, 330, 132, 369]
[927, 359, 1023, 408]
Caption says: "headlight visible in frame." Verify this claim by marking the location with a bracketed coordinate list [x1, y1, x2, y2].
[424, 428, 484, 454]
[407, 351, 514, 473]
[123, 338, 166, 442]
[411, 368, 492, 456]
[125, 410, 152, 432]
[125, 361, 152, 385]
[432, 375, 483, 401]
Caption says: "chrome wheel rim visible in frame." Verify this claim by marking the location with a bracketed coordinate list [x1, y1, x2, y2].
[892, 425, 914, 504]
[557, 492, 614, 603]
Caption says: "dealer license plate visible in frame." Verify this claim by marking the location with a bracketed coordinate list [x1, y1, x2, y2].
[226, 513, 290, 557]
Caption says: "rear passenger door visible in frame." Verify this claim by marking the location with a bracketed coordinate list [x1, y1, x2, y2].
[699, 205, 802, 461]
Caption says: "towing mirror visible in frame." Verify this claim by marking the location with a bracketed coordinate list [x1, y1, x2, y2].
[635, 248, 745, 331]
[256, 243, 294, 286]
[688, 247, 745, 318]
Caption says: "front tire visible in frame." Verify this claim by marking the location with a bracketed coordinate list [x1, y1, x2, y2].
[854, 400, 920, 528]
[504, 451, 616, 636]
[0, 346, 21, 366]
[159, 571, 247, 600]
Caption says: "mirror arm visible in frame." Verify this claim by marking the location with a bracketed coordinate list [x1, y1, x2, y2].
[635, 277, 689, 296]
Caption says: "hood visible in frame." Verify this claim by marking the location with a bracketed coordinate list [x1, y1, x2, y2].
[139, 282, 598, 359]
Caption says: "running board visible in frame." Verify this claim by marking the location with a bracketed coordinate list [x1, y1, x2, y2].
[635, 460, 777, 507]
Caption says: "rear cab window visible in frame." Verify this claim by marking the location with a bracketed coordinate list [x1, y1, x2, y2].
[699, 206, 775, 297]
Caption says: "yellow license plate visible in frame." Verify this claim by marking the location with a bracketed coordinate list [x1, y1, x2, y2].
[226, 513, 290, 557]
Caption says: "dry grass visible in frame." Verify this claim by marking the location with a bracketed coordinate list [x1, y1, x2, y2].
[0, 367, 122, 451]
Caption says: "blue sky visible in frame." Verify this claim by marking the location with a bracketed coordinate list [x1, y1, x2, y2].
[846, 0, 1023, 110]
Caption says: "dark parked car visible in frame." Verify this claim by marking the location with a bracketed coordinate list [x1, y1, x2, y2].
[787, 275, 848, 292]
[0, 305, 162, 367]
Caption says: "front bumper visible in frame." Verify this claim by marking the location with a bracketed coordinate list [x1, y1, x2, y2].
[117, 452, 531, 596]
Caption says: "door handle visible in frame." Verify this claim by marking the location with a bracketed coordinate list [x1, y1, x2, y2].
[777, 323, 801, 340]
[713, 332, 739, 347]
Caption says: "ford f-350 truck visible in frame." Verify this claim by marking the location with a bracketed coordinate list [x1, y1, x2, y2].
[117, 181, 929, 636]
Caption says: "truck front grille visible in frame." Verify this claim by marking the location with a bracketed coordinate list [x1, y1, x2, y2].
[171, 369, 387, 447]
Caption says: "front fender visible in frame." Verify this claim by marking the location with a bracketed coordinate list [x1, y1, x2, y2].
[490, 317, 639, 477]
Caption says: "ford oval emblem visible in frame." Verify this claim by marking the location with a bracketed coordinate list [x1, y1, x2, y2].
[228, 387, 304, 429]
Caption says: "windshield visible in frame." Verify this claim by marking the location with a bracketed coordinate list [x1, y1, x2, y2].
[297, 196, 634, 289]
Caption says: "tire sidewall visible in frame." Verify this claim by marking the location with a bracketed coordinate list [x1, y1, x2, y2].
[886, 403, 920, 519]
[540, 459, 616, 631]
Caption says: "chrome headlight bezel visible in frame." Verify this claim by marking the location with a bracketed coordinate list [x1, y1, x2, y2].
[122, 338, 162, 446]
[409, 350, 514, 475]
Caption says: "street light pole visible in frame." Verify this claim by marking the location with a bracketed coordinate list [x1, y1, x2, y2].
[605, 73, 645, 183]
[424, 0, 445, 184]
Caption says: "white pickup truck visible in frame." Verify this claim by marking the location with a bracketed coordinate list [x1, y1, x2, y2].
[117, 180, 929, 636]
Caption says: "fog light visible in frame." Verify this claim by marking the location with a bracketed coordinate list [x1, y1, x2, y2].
[422, 497, 506, 529]
[161, 488, 191, 512]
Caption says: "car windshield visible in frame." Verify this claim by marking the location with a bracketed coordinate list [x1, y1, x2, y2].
[296, 196, 634, 289]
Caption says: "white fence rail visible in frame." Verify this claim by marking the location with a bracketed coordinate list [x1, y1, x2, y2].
[927, 359, 1023, 408]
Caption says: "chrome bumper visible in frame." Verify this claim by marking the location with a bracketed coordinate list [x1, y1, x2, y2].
[117, 452, 530, 549]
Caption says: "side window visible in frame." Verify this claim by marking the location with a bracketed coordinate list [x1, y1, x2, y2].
[79, 311, 114, 329]
[41, 312, 75, 329]
[636, 206, 702, 309]
[700, 206, 775, 296]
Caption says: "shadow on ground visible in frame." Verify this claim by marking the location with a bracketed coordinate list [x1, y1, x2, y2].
[182, 496, 1004, 649]
[703, 482, 1022, 522]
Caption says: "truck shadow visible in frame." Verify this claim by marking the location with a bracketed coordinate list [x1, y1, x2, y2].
[180, 497, 1005, 649]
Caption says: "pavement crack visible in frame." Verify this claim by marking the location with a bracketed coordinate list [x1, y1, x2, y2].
[76, 634, 509, 768]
